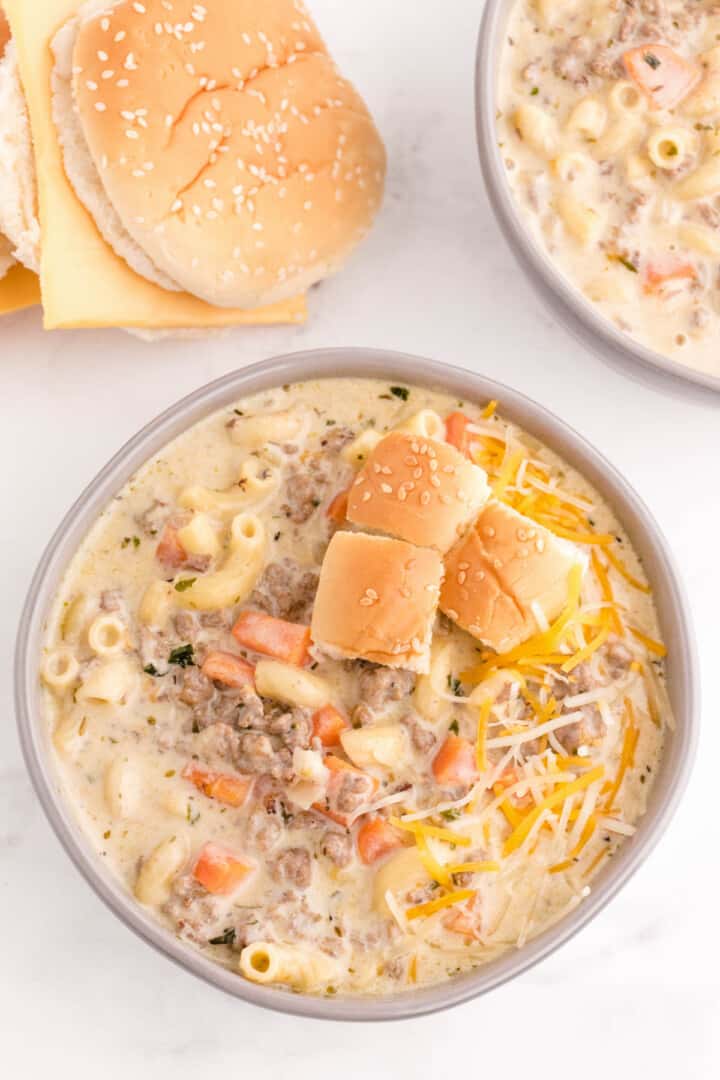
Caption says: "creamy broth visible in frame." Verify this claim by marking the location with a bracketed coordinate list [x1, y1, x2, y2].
[40, 378, 669, 996]
[498, 0, 720, 378]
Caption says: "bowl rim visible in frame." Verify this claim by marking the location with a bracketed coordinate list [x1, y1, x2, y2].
[475, 0, 720, 396]
[14, 347, 699, 1022]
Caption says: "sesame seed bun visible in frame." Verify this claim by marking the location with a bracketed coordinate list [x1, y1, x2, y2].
[311, 531, 443, 674]
[59, 0, 386, 309]
[440, 501, 587, 653]
[0, 39, 40, 273]
[0, 9, 9, 54]
[346, 432, 490, 552]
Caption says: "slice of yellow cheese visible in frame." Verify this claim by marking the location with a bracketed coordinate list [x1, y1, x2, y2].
[0, 264, 41, 316]
[3, 0, 306, 331]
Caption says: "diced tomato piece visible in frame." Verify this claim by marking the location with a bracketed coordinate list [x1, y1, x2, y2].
[643, 255, 696, 294]
[182, 763, 252, 808]
[193, 842, 253, 895]
[201, 650, 256, 689]
[326, 487, 350, 524]
[312, 705, 349, 747]
[445, 412, 472, 457]
[232, 610, 311, 666]
[623, 45, 701, 110]
[155, 524, 187, 568]
[356, 817, 404, 865]
[312, 755, 379, 826]
[432, 735, 477, 787]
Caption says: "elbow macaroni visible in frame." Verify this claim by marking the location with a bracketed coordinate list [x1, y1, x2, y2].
[176, 513, 220, 558]
[239, 942, 340, 990]
[175, 513, 265, 611]
[42, 647, 80, 692]
[340, 724, 408, 769]
[228, 408, 306, 448]
[179, 458, 279, 515]
[87, 614, 127, 658]
[254, 660, 330, 710]
[134, 834, 190, 905]
[76, 657, 138, 704]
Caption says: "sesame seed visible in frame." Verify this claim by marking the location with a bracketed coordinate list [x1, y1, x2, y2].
[95, 102, 107, 112]
[125, 129, 139, 138]
[380, 483, 392, 494]
[101, 70, 114, 80]
[97, 50, 109, 61]
[171, 199, 182, 212]
[86, 80, 98, 91]
[420, 491, 431, 505]
[114, 31, 127, 42]
[361, 492, 372, 503]
[133, 2, 146, 13]
[116, 78, 129, 88]
[125, 53, 138, 70]
[100, 17, 110, 31]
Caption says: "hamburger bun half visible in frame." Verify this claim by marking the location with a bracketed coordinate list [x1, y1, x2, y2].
[346, 431, 490, 552]
[56, 0, 386, 309]
[311, 531, 443, 674]
[440, 500, 587, 654]
[0, 33, 40, 273]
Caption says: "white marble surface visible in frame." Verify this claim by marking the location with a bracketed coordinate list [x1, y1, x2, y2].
[2, 0, 719, 1074]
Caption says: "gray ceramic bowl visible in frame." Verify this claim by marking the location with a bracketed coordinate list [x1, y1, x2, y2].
[15, 348, 698, 1021]
[476, 0, 720, 396]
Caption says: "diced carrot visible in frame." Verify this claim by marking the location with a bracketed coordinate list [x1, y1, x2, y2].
[357, 817, 404, 864]
[182, 763, 253, 808]
[201, 650, 256, 689]
[232, 610, 311, 666]
[623, 45, 701, 111]
[643, 255, 696, 294]
[313, 755, 379, 826]
[312, 704, 349, 747]
[444, 893, 481, 940]
[445, 411, 471, 457]
[432, 735, 478, 787]
[192, 842, 253, 895]
[326, 487, 350, 524]
[155, 523, 187, 568]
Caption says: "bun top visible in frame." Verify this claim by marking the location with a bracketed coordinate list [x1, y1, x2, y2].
[68, 0, 386, 309]
[311, 530, 443, 674]
[346, 432, 490, 552]
[440, 500, 587, 654]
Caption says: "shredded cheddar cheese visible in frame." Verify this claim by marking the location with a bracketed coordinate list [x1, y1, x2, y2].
[603, 700, 639, 811]
[605, 547, 651, 593]
[503, 766, 605, 856]
[476, 698, 491, 772]
[561, 625, 610, 673]
[391, 818, 472, 847]
[415, 833, 452, 887]
[628, 627, 667, 657]
[405, 889, 476, 921]
[481, 399, 498, 419]
[464, 564, 583, 682]
[450, 861, 501, 874]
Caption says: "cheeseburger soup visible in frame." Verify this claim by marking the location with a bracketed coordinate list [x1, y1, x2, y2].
[40, 378, 670, 996]
[498, 0, 720, 377]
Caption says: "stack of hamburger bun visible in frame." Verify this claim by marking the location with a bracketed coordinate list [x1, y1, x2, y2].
[0, 0, 386, 330]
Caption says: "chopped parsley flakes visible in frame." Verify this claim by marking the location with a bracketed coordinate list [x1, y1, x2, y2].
[174, 578, 196, 593]
[168, 643, 195, 668]
[390, 385, 410, 401]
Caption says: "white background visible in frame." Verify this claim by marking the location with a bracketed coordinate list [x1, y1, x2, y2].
[2, 0, 718, 1075]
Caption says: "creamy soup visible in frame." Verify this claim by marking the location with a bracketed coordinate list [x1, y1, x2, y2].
[497, 0, 720, 378]
[40, 378, 670, 996]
